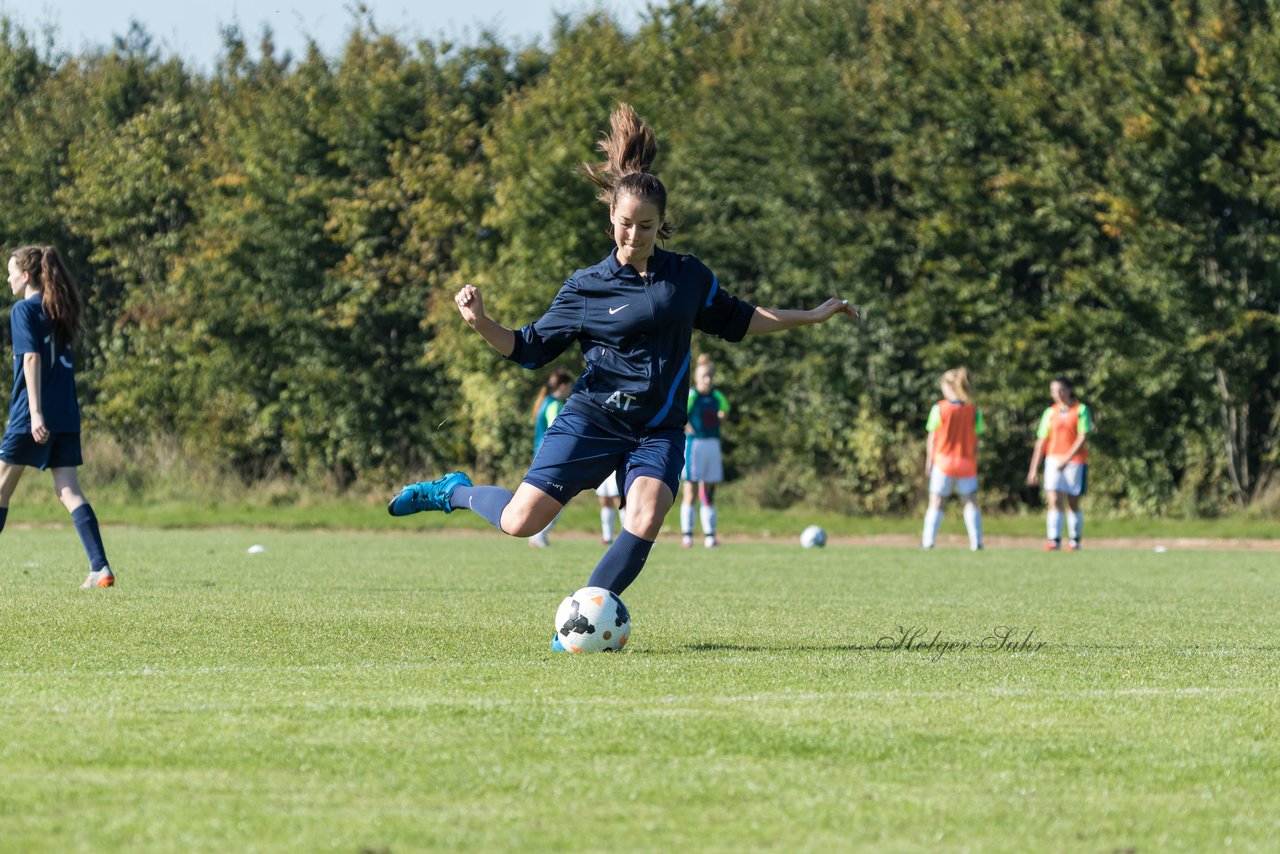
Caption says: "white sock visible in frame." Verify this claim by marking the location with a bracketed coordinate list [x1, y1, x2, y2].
[1067, 510, 1082, 541]
[922, 508, 943, 548]
[963, 502, 982, 549]
[1047, 509, 1063, 542]
[700, 504, 717, 536]
[680, 503, 696, 536]
[600, 507, 616, 541]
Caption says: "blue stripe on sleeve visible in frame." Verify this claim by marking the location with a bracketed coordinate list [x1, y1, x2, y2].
[704, 275, 719, 308]
[645, 351, 691, 429]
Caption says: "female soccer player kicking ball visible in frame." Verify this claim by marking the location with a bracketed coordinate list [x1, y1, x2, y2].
[388, 103, 857, 606]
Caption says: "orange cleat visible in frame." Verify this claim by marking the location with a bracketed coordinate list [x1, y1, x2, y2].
[81, 569, 115, 589]
[1041, 541, 1061, 551]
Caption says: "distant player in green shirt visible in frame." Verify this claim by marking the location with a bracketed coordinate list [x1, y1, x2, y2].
[681, 355, 729, 547]
[922, 367, 985, 550]
[528, 369, 574, 547]
[1027, 377, 1093, 551]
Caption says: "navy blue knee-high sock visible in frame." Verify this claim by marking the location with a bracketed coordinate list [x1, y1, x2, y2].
[586, 530, 653, 595]
[0, 506, 7, 535]
[450, 485, 514, 532]
[71, 504, 110, 571]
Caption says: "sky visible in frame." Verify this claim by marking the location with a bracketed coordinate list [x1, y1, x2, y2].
[3, 1, 647, 66]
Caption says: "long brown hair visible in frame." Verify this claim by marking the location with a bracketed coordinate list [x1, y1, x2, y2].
[11, 246, 84, 346]
[580, 103, 675, 240]
[532, 369, 574, 418]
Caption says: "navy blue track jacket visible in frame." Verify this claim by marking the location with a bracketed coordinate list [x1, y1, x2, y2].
[506, 248, 756, 435]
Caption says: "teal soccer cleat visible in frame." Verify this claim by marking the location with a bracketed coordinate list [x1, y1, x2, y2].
[551, 633, 567, 651]
[387, 472, 473, 516]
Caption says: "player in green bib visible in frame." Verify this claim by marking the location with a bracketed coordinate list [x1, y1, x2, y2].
[680, 354, 729, 547]
[528, 370, 573, 547]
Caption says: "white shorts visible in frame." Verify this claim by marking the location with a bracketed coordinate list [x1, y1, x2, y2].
[683, 437, 724, 483]
[929, 468, 978, 497]
[594, 475, 620, 498]
[1044, 460, 1088, 496]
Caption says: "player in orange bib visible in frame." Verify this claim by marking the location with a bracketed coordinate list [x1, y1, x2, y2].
[1026, 377, 1092, 551]
[922, 367, 984, 550]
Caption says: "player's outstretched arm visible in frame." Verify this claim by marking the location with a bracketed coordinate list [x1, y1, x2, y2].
[455, 284, 515, 357]
[746, 298, 859, 336]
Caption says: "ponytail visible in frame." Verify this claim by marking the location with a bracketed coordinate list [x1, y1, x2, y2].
[11, 245, 83, 347]
[580, 103, 674, 239]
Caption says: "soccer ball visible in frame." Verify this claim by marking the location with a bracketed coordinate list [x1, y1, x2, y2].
[554, 586, 631, 652]
[800, 525, 827, 549]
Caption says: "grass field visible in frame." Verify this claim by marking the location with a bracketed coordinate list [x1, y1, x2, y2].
[6, 466, 1280, 540]
[1, 526, 1277, 852]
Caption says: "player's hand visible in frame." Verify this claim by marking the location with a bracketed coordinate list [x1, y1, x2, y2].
[1026, 470, 1039, 486]
[454, 285, 485, 326]
[813, 298, 860, 323]
[30, 414, 49, 445]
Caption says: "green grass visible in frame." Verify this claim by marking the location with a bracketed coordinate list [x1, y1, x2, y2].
[2, 528, 1278, 852]
[5, 464, 1279, 540]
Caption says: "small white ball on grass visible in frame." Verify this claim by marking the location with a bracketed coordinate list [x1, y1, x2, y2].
[247, 544, 267, 554]
[800, 525, 827, 548]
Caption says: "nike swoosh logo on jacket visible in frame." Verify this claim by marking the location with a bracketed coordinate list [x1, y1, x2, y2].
[506, 247, 756, 435]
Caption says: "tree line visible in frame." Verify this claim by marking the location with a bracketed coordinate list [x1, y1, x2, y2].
[1, 0, 1277, 515]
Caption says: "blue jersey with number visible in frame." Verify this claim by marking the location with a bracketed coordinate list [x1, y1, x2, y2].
[7, 295, 81, 434]
[506, 248, 755, 437]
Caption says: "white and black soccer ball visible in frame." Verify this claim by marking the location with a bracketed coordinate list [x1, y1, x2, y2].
[554, 586, 631, 652]
[800, 525, 827, 549]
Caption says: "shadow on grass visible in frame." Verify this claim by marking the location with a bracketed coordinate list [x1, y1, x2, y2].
[640, 642, 1280, 655]
[638, 642, 888, 654]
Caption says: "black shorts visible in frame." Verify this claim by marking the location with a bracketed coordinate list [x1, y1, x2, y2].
[524, 407, 684, 505]
[0, 431, 83, 470]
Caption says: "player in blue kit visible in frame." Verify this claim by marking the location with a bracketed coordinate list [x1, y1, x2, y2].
[1, 246, 114, 589]
[388, 103, 857, 601]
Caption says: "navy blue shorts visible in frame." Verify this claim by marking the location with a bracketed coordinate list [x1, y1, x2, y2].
[524, 407, 684, 506]
[0, 431, 83, 470]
